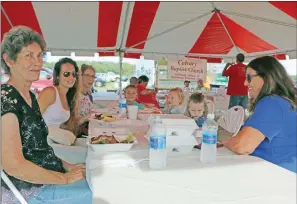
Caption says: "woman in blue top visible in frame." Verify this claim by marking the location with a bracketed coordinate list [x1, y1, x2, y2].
[223, 56, 297, 173]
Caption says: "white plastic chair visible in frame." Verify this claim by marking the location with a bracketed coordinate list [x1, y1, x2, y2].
[213, 94, 230, 112]
[217, 86, 226, 96]
[206, 99, 215, 114]
[1, 170, 28, 204]
[217, 106, 245, 135]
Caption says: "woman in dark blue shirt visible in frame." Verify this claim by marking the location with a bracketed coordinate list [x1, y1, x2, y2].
[222, 56, 296, 173]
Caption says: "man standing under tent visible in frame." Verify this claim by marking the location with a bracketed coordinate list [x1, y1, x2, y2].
[222, 53, 248, 109]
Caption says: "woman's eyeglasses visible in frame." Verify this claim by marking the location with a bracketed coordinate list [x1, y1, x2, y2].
[83, 74, 96, 79]
[246, 74, 258, 83]
[63, 71, 78, 78]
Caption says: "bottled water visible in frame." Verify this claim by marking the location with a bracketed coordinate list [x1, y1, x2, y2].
[200, 114, 218, 163]
[149, 116, 167, 170]
[118, 91, 127, 118]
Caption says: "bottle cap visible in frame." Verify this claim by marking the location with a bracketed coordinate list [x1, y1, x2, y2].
[207, 114, 215, 119]
[155, 116, 162, 123]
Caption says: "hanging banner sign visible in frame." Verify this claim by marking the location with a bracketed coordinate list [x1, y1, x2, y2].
[167, 57, 207, 81]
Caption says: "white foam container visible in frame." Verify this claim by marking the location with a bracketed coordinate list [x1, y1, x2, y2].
[144, 115, 200, 155]
[87, 128, 137, 153]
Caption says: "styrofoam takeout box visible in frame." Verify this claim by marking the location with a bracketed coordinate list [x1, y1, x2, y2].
[87, 128, 137, 153]
[144, 114, 199, 155]
[145, 114, 198, 136]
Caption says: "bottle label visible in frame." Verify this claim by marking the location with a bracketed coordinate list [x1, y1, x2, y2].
[150, 136, 166, 150]
[202, 132, 217, 144]
[119, 103, 127, 108]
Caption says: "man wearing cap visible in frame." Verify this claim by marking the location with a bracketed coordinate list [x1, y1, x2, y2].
[222, 53, 248, 109]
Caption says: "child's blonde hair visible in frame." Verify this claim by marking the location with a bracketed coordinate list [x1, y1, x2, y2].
[168, 87, 185, 105]
[124, 84, 137, 93]
[184, 92, 208, 117]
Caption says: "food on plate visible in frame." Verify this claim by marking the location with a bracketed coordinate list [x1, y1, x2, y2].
[91, 135, 118, 144]
[139, 107, 162, 114]
[90, 132, 135, 144]
[94, 113, 117, 122]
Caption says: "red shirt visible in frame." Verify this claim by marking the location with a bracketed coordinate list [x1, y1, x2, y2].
[136, 84, 160, 108]
[223, 63, 248, 96]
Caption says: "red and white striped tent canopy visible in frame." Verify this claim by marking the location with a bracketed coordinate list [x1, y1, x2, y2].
[1, 1, 296, 63]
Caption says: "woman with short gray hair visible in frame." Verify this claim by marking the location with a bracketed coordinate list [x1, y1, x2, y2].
[1, 26, 92, 203]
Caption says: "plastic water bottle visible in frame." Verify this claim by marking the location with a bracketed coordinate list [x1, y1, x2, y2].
[119, 91, 127, 118]
[200, 114, 218, 163]
[149, 116, 167, 170]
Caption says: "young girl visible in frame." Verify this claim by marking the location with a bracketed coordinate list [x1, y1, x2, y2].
[163, 88, 185, 114]
[184, 92, 208, 128]
[124, 84, 144, 110]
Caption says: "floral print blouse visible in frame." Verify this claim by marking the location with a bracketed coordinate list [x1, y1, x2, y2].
[79, 92, 93, 117]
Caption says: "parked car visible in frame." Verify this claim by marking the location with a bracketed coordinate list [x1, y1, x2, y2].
[94, 73, 107, 87]
[42, 67, 54, 75]
[1, 72, 9, 84]
[39, 70, 53, 80]
[121, 75, 128, 81]
[95, 73, 108, 82]
[94, 77, 106, 88]
[106, 72, 120, 82]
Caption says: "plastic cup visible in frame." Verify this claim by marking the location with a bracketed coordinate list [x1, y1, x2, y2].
[127, 105, 138, 120]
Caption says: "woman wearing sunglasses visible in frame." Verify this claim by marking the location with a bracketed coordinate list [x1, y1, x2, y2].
[38, 57, 81, 137]
[1, 26, 91, 204]
[222, 56, 296, 173]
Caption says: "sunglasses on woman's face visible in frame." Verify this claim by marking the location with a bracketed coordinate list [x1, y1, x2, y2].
[246, 74, 258, 83]
[63, 71, 78, 78]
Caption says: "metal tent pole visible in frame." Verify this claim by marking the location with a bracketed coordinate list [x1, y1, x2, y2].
[1, 6, 13, 28]
[220, 10, 296, 28]
[119, 50, 123, 92]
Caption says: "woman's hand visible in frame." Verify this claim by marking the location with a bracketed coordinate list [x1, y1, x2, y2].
[64, 163, 86, 172]
[78, 115, 90, 124]
[64, 165, 86, 184]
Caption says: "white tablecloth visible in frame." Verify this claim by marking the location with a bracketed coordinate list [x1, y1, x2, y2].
[86, 133, 296, 204]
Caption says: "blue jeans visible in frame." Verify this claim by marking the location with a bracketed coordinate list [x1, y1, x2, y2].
[229, 95, 248, 109]
[27, 180, 92, 204]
